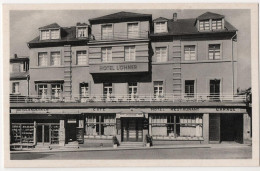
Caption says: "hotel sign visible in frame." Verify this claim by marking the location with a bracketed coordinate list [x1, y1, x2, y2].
[89, 62, 149, 74]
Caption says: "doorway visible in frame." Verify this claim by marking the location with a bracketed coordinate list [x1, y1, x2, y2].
[121, 118, 143, 142]
[210, 79, 220, 101]
[66, 123, 77, 142]
[37, 125, 50, 145]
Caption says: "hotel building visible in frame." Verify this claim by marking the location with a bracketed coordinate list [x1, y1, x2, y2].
[10, 11, 252, 149]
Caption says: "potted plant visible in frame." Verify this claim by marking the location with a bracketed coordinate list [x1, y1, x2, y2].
[112, 136, 119, 148]
[146, 134, 153, 147]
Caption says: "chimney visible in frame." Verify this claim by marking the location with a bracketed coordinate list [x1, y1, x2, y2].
[173, 13, 177, 21]
[14, 54, 18, 59]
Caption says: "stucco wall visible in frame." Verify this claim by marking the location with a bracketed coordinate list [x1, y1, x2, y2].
[10, 80, 28, 96]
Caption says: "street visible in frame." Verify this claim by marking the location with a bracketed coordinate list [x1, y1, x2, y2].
[11, 146, 252, 160]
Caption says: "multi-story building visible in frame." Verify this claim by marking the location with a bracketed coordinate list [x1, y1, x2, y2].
[10, 11, 251, 149]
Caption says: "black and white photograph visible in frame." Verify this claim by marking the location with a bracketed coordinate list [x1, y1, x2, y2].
[2, 2, 259, 167]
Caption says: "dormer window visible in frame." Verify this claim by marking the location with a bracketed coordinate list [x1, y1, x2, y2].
[50, 29, 59, 39]
[154, 21, 167, 33]
[41, 30, 50, 40]
[199, 20, 210, 31]
[77, 27, 87, 38]
[197, 12, 225, 31]
[41, 29, 60, 40]
[212, 19, 222, 30]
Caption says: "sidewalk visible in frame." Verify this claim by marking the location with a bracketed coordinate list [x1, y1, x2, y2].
[10, 143, 251, 154]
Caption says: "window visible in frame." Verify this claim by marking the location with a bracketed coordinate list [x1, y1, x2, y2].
[184, 45, 196, 61]
[77, 27, 87, 38]
[101, 47, 112, 62]
[124, 46, 135, 61]
[19, 63, 25, 72]
[210, 79, 220, 101]
[50, 29, 59, 39]
[212, 19, 222, 30]
[150, 114, 203, 138]
[85, 114, 116, 136]
[76, 51, 87, 65]
[185, 80, 195, 97]
[103, 83, 112, 99]
[127, 23, 139, 38]
[38, 84, 48, 98]
[154, 81, 164, 97]
[51, 84, 62, 98]
[101, 24, 113, 39]
[154, 22, 167, 33]
[12, 82, 19, 94]
[209, 44, 221, 60]
[41, 30, 50, 40]
[155, 47, 167, 62]
[199, 20, 210, 30]
[38, 52, 48, 66]
[50, 52, 61, 66]
[128, 83, 137, 100]
[80, 83, 89, 98]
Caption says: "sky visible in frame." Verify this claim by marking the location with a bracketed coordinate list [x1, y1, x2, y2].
[10, 9, 251, 90]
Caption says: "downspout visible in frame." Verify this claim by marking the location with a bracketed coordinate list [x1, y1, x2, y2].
[231, 32, 237, 96]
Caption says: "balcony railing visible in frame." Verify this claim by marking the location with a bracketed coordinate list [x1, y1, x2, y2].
[10, 93, 247, 104]
[90, 31, 149, 41]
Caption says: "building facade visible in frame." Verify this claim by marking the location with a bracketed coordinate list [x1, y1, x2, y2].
[10, 11, 251, 149]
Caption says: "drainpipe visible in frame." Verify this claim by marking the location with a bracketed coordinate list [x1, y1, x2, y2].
[27, 75, 30, 96]
[231, 32, 237, 96]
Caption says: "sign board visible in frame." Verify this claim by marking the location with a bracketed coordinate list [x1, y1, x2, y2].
[67, 119, 77, 124]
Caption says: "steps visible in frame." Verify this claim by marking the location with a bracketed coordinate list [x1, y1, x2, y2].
[64, 141, 79, 149]
[119, 142, 144, 148]
[34, 145, 51, 150]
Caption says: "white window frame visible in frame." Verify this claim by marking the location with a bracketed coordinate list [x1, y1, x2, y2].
[128, 82, 138, 100]
[154, 81, 164, 97]
[184, 45, 196, 61]
[212, 19, 223, 30]
[51, 84, 62, 98]
[50, 51, 61, 66]
[101, 47, 112, 62]
[154, 21, 167, 33]
[208, 44, 221, 60]
[12, 82, 20, 94]
[38, 52, 48, 67]
[124, 46, 136, 61]
[76, 51, 87, 65]
[101, 24, 113, 40]
[77, 27, 87, 38]
[50, 29, 60, 39]
[41, 30, 50, 40]
[199, 20, 210, 31]
[155, 47, 168, 62]
[80, 83, 89, 98]
[127, 22, 139, 38]
[103, 83, 112, 99]
[38, 84, 48, 98]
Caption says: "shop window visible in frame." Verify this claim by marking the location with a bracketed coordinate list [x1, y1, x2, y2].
[155, 47, 167, 62]
[124, 46, 135, 61]
[127, 23, 139, 38]
[77, 27, 87, 38]
[184, 45, 196, 61]
[11, 123, 34, 144]
[208, 44, 221, 60]
[212, 19, 222, 30]
[128, 82, 138, 100]
[150, 114, 203, 138]
[38, 52, 48, 66]
[154, 21, 167, 33]
[80, 83, 89, 98]
[103, 83, 112, 99]
[12, 82, 20, 94]
[85, 114, 116, 136]
[50, 52, 61, 66]
[76, 51, 87, 65]
[101, 24, 113, 39]
[199, 20, 210, 30]
[51, 84, 63, 98]
[185, 80, 195, 97]
[38, 84, 48, 98]
[154, 81, 164, 97]
[101, 47, 112, 62]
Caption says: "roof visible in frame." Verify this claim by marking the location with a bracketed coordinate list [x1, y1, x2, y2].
[150, 18, 237, 37]
[39, 23, 61, 30]
[89, 11, 152, 24]
[10, 57, 29, 63]
[10, 72, 29, 80]
[197, 12, 224, 20]
[153, 17, 169, 22]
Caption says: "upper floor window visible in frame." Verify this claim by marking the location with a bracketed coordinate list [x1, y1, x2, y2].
[51, 52, 61, 66]
[76, 51, 87, 65]
[184, 45, 196, 61]
[128, 82, 137, 100]
[103, 83, 112, 99]
[50, 29, 59, 39]
[77, 27, 87, 38]
[38, 84, 48, 98]
[212, 19, 222, 30]
[154, 81, 164, 97]
[209, 44, 221, 60]
[38, 52, 48, 66]
[41, 29, 60, 40]
[124, 46, 135, 61]
[127, 23, 139, 38]
[155, 47, 167, 62]
[185, 80, 195, 97]
[12, 82, 19, 94]
[154, 22, 167, 33]
[199, 20, 210, 31]
[51, 84, 63, 98]
[41, 30, 50, 40]
[80, 83, 89, 98]
[101, 24, 113, 39]
[19, 63, 25, 72]
[102, 47, 112, 62]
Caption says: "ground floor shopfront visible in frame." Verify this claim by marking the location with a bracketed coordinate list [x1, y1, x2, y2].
[10, 104, 252, 149]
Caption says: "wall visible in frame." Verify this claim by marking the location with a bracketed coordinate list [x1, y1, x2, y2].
[10, 80, 28, 96]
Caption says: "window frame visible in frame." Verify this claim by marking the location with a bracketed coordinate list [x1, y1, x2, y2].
[153, 81, 164, 97]
[155, 46, 168, 62]
[199, 19, 210, 31]
[51, 83, 63, 98]
[184, 45, 196, 61]
[154, 21, 167, 33]
[50, 51, 61, 66]
[38, 52, 48, 67]
[101, 24, 113, 40]
[12, 82, 20, 94]
[76, 50, 87, 65]
[38, 84, 48, 98]
[184, 80, 195, 98]
[77, 27, 88, 38]
[101, 47, 112, 62]
[127, 22, 139, 38]
[124, 46, 136, 61]
[212, 19, 223, 30]
[208, 44, 221, 60]
[80, 82, 89, 98]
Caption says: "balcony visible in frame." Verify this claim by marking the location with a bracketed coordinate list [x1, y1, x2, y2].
[89, 31, 149, 42]
[10, 93, 247, 104]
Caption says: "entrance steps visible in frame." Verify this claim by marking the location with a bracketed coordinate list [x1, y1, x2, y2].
[119, 142, 144, 148]
[34, 145, 51, 150]
[64, 141, 79, 148]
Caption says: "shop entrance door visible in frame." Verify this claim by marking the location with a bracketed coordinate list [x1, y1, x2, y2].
[37, 125, 50, 145]
[121, 118, 143, 142]
[66, 123, 77, 142]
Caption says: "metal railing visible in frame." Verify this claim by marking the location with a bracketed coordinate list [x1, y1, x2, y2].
[90, 31, 149, 41]
[10, 93, 247, 104]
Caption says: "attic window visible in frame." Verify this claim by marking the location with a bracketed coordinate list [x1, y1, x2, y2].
[77, 27, 87, 38]
[154, 21, 167, 33]
[41, 29, 60, 40]
[212, 19, 222, 30]
[199, 20, 210, 31]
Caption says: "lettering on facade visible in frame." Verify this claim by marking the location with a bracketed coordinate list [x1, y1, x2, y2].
[216, 107, 237, 112]
[99, 65, 137, 71]
[93, 108, 105, 111]
[16, 109, 48, 112]
[150, 107, 200, 112]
